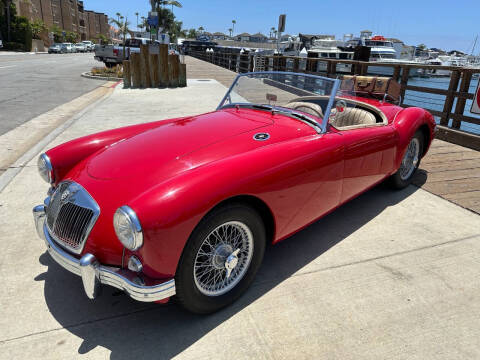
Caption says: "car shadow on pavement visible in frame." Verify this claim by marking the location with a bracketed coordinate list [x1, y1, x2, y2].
[36, 184, 420, 359]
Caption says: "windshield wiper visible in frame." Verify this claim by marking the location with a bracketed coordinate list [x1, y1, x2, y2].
[288, 112, 321, 128]
[272, 109, 321, 132]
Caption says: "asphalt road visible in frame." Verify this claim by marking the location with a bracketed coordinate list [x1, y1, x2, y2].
[0, 52, 105, 136]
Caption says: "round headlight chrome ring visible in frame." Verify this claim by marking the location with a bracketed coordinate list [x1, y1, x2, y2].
[38, 153, 54, 184]
[113, 205, 144, 251]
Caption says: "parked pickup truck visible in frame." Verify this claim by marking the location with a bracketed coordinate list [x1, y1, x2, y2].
[94, 38, 152, 67]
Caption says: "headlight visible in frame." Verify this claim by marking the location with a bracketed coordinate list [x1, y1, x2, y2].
[113, 206, 143, 250]
[37, 154, 54, 184]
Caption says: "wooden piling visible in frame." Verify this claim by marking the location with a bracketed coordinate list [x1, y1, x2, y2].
[140, 44, 151, 88]
[159, 44, 169, 87]
[178, 63, 187, 87]
[150, 54, 159, 87]
[169, 54, 179, 88]
[123, 60, 131, 88]
[130, 53, 141, 88]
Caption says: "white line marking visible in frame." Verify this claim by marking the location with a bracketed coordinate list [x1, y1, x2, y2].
[0, 65, 16, 69]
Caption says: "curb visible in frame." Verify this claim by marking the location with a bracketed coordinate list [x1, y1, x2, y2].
[0, 88, 113, 193]
[81, 72, 123, 81]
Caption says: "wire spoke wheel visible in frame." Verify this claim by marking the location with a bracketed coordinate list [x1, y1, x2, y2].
[399, 137, 420, 181]
[193, 221, 254, 296]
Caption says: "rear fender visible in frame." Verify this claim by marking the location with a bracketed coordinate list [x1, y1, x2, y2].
[392, 107, 435, 170]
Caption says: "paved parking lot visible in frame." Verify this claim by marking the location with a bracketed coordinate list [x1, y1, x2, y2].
[0, 80, 479, 359]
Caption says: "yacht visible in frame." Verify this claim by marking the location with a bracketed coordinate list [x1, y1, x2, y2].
[307, 37, 353, 73]
[417, 55, 468, 77]
[346, 31, 419, 76]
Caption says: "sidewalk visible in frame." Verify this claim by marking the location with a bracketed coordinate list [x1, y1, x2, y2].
[0, 80, 479, 359]
[0, 51, 48, 55]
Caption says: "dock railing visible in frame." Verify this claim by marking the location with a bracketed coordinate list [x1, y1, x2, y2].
[189, 50, 480, 150]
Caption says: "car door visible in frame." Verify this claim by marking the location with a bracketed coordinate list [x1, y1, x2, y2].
[274, 132, 344, 239]
[338, 125, 396, 203]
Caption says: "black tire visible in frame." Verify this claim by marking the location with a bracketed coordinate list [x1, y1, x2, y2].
[175, 203, 266, 314]
[104, 62, 115, 68]
[388, 130, 424, 189]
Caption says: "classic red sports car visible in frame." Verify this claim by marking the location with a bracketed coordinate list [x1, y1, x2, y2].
[33, 72, 435, 313]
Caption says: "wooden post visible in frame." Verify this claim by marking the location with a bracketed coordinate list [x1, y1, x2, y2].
[169, 54, 179, 88]
[179, 63, 187, 87]
[441, 70, 461, 126]
[392, 66, 401, 82]
[452, 70, 473, 129]
[123, 60, 131, 88]
[360, 63, 368, 76]
[140, 44, 151, 88]
[150, 54, 159, 87]
[130, 53, 141, 88]
[158, 44, 169, 87]
[399, 66, 410, 105]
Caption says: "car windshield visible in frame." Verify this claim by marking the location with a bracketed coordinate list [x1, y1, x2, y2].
[218, 72, 340, 133]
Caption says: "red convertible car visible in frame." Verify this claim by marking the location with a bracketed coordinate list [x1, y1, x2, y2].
[33, 72, 435, 313]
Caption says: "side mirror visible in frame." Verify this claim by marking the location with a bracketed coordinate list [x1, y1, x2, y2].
[335, 100, 347, 113]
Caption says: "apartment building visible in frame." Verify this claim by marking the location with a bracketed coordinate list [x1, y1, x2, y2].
[14, 0, 109, 43]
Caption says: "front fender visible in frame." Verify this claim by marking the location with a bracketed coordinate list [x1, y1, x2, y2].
[126, 134, 344, 279]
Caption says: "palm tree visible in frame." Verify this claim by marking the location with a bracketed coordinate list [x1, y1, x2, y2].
[115, 12, 121, 23]
[198, 26, 204, 34]
[228, 28, 233, 38]
[109, 17, 131, 57]
[231, 20, 236, 35]
[270, 27, 275, 38]
[135, 12, 139, 30]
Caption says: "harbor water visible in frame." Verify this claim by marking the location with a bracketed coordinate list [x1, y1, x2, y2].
[402, 77, 480, 135]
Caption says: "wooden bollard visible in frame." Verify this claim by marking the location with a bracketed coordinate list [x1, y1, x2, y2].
[140, 44, 151, 88]
[178, 63, 187, 87]
[123, 60, 131, 88]
[150, 54, 159, 87]
[130, 53, 141, 88]
[158, 44, 169, 87]
[168, 54, 179, 88]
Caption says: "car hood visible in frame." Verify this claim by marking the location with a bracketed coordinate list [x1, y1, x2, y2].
[86, 108, 275, 180]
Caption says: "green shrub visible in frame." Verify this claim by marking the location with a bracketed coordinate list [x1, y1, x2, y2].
[11, 16, 32, 51]
[4, 42, 25, 51]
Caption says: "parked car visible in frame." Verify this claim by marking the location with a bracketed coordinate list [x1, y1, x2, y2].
[48, 43, 64, 54]
[33, 72, 435, 314]
[62, 43, 75, 53]
[75, 43, 87, 53]
[82, 40, 95, 52]
[94, 38, 151, 67]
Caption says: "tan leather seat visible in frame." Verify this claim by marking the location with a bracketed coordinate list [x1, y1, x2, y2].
[330, 108, 377, 129]
[285, 101, 324, 118]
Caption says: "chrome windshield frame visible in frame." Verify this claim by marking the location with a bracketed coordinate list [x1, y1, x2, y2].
[217, 71, 341, 134]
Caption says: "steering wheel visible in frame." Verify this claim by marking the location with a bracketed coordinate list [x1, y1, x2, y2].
[285, 101, 324, 118]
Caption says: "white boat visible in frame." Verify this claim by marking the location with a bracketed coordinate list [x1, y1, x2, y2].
[417, 55, 468, 77]
[307, 37, 353, 73]
[346, 32, 419, 77]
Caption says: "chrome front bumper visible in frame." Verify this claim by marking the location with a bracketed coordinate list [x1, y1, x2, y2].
[33, 205, 176, 302]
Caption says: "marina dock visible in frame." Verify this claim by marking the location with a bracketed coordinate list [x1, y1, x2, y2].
[185, 55, 480, 214]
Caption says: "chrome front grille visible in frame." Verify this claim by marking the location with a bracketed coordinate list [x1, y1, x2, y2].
[46, 181, 100, 254]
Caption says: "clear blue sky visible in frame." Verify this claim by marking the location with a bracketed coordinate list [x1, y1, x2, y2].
[84, 0, 479, 53]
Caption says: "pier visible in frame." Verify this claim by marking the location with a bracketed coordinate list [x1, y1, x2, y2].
[185, 55, 480, 214]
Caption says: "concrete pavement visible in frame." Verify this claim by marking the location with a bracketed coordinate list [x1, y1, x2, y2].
[0, 52, 105, 136]
[0, 80, 479, 359]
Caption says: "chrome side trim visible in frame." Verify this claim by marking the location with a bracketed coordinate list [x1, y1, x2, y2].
[34, 208, 175, 302]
